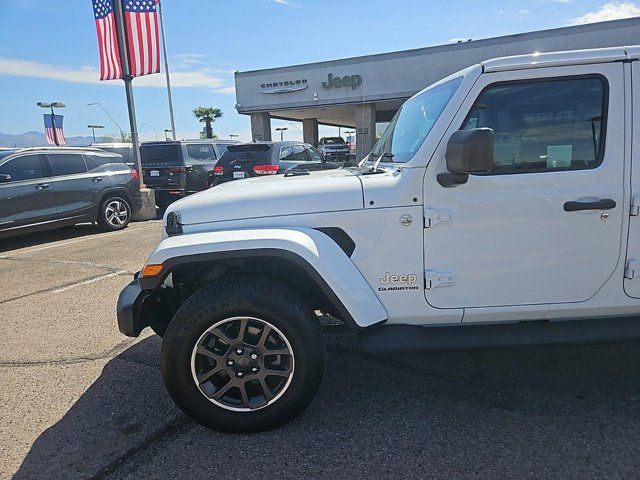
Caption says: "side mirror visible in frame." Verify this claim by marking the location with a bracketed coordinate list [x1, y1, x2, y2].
[0, 174, 11, 183]
[445, 128, 494, 174]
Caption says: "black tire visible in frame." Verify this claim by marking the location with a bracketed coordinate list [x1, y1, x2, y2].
[161, 277, 325, 433]
[97, 196, 131, 231]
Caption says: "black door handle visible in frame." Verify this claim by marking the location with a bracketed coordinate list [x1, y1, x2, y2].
[35, 183, 50, 190]
[92, 176, 104, 182]
[563, 199, 616, 212]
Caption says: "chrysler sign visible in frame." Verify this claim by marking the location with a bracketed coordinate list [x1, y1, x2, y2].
[260, 79, 308, 94]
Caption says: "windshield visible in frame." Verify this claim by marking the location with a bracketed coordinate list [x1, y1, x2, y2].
[369, 76, 463, 164]
[0, 151, 15, 161]
[323, 137, 345, 145]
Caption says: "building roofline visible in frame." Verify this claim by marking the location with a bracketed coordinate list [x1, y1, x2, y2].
[235, 17, 640, 77]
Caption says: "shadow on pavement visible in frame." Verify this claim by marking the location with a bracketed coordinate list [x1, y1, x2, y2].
[0, 224, 104, 253]
[13, 334, 640, 479]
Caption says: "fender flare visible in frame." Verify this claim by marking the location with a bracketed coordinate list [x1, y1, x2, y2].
[139, 228, 388, 329]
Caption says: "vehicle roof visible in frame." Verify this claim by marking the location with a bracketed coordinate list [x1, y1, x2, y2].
[230, 141, 306, 147]
[142, 139, 240, 146]
[91, 142, 132, 148]
[483, 45, 640, 73]
[11, 146, 110, 153]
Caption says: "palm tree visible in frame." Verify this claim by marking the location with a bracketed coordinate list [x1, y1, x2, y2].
[193, 107, 223, 139]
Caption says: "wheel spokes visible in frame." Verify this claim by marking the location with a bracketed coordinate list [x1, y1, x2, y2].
[191, 316, 295, 412]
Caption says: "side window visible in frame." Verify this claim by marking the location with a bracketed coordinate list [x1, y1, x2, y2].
[49, 154, 87, 176]
[306, 145, 324, 163]
[462, 77, 607, 174]
[85, 154, 124, 169]
[186, 143, 216, 161]
[0, 155, 45, 182]
[279, 145, 307, 162]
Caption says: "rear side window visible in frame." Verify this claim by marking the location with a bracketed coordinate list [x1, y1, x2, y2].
[85, 154, 124, 169]
[0, 155, 45, 182]
[185, 143, 216, 161]
[462, 76, 607, 174]
[48, 153, 87, 176]
[279, 145, 307, 162]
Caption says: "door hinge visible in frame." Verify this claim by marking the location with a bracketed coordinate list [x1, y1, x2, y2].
[425, 270, 456, 289]
[625, 259, 640, 279]
[631, 196, 640, 216]
[424, 208, 454, 228]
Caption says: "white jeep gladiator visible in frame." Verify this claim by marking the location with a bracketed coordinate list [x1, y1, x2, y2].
[118, 45, 640, 432]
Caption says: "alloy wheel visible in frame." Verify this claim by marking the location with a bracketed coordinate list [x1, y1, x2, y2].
[105, 200, 129, 227]
[190, 317, 295, 412]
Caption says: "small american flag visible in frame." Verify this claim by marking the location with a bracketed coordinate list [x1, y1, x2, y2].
[44, 114, 66, 146]
[123, 0, 160, 77]
[92, 0, 123, 81]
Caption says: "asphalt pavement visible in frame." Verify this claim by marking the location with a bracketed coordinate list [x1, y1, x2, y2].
[1, 221, 639, 479]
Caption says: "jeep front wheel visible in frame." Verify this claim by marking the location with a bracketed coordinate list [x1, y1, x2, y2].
[161, 278, 325, 432]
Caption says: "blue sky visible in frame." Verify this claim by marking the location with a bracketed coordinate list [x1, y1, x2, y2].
[0, 0, 639, 142]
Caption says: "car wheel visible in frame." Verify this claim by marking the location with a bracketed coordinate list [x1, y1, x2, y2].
[161, 277, 325, 432]
[98, 196, 131, 231]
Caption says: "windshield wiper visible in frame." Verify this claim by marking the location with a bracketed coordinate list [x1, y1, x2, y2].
[371, 152, 394, 171]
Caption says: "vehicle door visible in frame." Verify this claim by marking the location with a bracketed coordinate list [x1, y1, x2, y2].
[183, 143, 217, 192]
[0, 153, 57, 232]
[277, 144, 313, 172]
[625, 59, 640, 298]
[46, 152, 105, 221]
[423, 63, 625, 316]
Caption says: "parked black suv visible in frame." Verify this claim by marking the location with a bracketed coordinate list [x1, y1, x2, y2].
[207, 141, 339, 187]
[0, 147, 142, 239]
[140, 139, 237, 210]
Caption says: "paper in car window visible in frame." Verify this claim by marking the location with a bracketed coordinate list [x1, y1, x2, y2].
[546, 145, 573, 168]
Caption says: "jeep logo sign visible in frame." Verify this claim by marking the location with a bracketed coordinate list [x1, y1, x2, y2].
[322, 73, 362, 90]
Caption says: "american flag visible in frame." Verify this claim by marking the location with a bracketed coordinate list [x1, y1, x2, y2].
[92, 0, 123, 81]
[43, 114, 66, 146]
[123, 0, 160, 77]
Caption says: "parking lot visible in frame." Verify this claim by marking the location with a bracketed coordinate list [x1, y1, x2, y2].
[0, 220, 638, 479]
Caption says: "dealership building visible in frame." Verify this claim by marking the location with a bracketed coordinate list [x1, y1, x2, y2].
[234, 18, 640, 160]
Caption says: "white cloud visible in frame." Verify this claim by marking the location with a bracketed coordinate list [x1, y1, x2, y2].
[498, 9, 529, 19]
[569, 2, 640, 24]
[274, 0, 300, 6]
[0, 56, 235, 94]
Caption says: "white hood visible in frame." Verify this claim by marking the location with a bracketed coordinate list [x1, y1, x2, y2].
[169, 169, 364, 225]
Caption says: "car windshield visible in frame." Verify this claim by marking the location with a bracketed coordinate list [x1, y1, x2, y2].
[324, 138, 345, 145]
[368, 76, 463, 164]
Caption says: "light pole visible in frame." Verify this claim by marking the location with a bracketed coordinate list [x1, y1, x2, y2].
[87, 124, 105, 143]
[87, 103, 125, 142]
[229, 134, 239, 140]
[37, 102, 65, 146]
[275, 127, 288, 141]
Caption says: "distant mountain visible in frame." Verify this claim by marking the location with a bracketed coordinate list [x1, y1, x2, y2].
[0, 131, 98, 148]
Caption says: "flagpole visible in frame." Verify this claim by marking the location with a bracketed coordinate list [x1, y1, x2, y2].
[158, 0, 176, 141]
[113, 0, 144, 188]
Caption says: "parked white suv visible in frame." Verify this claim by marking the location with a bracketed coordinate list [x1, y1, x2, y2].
[118, 45, 640, 432]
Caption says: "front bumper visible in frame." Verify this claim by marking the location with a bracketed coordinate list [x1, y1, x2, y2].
[117, 276, 178, 337]
[117, 279, 149, 337]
